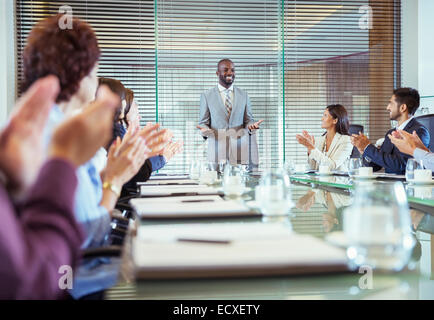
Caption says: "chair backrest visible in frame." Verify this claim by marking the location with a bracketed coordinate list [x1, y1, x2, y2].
[414, 114, 434, 151]
[348, 124, 364, 158]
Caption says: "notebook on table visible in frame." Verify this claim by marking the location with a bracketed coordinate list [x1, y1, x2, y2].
[149, 174, 190, 181]
[140, 185, 222, 197]
[138, 179, 199, 186]
[132, 223, 349, 279]
[130, 196, 256, 219]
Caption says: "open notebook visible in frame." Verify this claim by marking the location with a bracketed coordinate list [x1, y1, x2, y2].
[130, 196, 257, 218]
[132, 223, 349, 279]
[140, 185, 222, 197]
[149, 174, 190, 180]
[138, 179, 200, 186]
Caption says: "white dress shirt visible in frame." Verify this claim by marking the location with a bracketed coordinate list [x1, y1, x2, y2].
[396, 116, 414, 131]
[218, 83, 234, 107]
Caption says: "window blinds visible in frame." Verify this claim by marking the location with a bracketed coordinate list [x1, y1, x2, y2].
[283, 0, 401, 163]
[15, 0, 156, 123]
[156, 0, 282, 172]
[15, 0, 401, 171]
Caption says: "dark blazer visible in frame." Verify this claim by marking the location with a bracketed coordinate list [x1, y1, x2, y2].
[363, 118, 430, 174]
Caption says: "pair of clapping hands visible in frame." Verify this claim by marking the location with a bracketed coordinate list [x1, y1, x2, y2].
[0, 75, 120, 198]
[388, 130, 429, 156]
[350, 128, 428, 156]
[0, 75, 171, 198]
[102, 121, 181, 190]
[296, 131, 315, 151]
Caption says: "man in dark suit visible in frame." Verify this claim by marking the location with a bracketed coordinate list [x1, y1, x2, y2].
[351, 88, 430, 174]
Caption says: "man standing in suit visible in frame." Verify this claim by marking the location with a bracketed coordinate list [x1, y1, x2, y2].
[197, 59, 264, 167]
[351, 88, 430, 174]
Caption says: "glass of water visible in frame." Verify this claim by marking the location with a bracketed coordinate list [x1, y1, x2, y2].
[257, 168, 293, 216]
[343, 182, 415, 271]
[405, 159, 424, 182]
[189, 159, 201, 180]
[223, 164, 245, 197]
[348, 158, 362, 178]
[240, 164, 250, 176]
[199, 162, 218, 185]
[218, 159, 227, 175]
[284, 158, 295, 175]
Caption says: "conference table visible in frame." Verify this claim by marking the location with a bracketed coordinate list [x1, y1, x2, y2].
[84, 171, 434, 300]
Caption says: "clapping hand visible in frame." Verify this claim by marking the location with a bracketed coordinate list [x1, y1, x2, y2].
[351, 132, 371, 154]
[296, 130, 315, 152]
[0, 76, 59, 195]
[388, 129, 429, 156]
[162, 140, 184, 162]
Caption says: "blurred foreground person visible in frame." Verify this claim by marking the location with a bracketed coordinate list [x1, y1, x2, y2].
[0, 75, 119, 299]
[23, 14, 169, 248]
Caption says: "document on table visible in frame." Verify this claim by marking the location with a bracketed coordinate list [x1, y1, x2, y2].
[140, 185, 222, 196]
[138, 179, 199, 185]
[130, 197, 256, 218]
[149, 174, 190, 180]
[131, 195, 224, 204]
[132, 222, 349, 279]
[373, 173, 406, 179]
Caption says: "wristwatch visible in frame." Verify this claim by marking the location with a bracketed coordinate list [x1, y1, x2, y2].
[103, 181, 121, 197]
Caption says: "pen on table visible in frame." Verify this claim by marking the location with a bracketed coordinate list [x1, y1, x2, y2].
[181, 199, 215, 203]
[177, 238, 231, 244]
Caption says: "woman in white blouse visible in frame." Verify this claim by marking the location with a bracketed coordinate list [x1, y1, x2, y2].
[296, 104, 353, 171]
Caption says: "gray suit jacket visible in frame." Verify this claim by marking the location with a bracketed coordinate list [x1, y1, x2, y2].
[198, 86, 259, 166]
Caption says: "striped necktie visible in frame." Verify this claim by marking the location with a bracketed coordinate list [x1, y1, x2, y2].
[225, 89, 232, 117]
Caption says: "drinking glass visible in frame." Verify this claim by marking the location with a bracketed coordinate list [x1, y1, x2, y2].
[348, 158, 362, 178]
[343, 182, 415, 271]
[257, 168, 293, 216]
[218, 159, 228, 175]
[223, 164, 245, 196]
[199, 162, 218, 185]
[405, 159, 424, 182]
[284, 158, 295, 175]
[189, 159, 201, 180]
[240, 164, 250, 176]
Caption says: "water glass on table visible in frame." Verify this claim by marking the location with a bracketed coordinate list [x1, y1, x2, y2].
[199, 162, 218, 185]
[223, 164, 245, 196]
[343, 182, 415, 271]
[284, 158, 295, 175]
[189, 159, 201, 180]
[257, 168, 292, 216]
[348, 158, 362, 178]
[405, 159, 424, 182]
[218, 159, 228, 175]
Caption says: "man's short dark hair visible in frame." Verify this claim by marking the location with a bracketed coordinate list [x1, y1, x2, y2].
[393, 87, 420, 116]
[217, 58, 233, 69]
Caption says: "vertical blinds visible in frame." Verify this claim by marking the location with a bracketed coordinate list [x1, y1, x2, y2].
[284, 0, 401, 163]
[15, 0, 156, 124]
[156, 0, 282, 172]
[15, 0, 401, 171]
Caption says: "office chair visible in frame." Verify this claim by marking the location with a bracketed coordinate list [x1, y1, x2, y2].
[348, 124, 364, 158]
[414, 114, 434, 151]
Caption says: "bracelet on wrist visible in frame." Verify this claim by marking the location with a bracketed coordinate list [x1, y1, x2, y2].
[103, 181, 121, 197]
